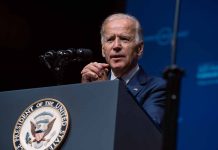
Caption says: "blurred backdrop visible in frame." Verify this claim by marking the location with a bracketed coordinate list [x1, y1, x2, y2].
[126, 0, 218, 150]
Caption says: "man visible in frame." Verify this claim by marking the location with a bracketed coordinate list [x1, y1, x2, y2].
[81, 13, 167, 129]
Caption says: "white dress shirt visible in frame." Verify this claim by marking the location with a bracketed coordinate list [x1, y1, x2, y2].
[110, 64, 140, 84]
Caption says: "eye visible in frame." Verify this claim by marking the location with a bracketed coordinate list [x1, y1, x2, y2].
[105, 36, 115, 43]
[107, 38, 113, 42]
[120, 37, 131, 43]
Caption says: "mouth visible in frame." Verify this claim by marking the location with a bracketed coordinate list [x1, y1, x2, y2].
[110, 54, 125, 59]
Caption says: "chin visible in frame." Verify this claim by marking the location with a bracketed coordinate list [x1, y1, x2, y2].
[110, 64, 125, 71]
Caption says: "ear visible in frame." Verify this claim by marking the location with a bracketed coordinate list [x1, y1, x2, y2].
[101, 46, 106, 57]
[136, 42, 144, 57]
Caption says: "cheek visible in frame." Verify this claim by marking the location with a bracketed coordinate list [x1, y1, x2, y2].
[127, 49, 136, 57]
[103, 51, 111, 62]
[102, 45, 109, 56]
[127, 51, 139, 62]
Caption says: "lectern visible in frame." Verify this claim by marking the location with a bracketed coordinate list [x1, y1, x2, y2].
[0, 80, 162, 150]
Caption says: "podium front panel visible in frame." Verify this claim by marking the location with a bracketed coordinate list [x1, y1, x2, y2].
[0, 81, 119, 150]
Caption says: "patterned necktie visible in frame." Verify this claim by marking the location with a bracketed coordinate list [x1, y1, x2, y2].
[117, 77, 126, 86]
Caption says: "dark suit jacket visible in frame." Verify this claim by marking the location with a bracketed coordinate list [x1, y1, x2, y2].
[117, 66, 167, 129]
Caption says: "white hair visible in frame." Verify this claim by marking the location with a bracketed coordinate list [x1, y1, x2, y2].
[100, 13, 144, 44]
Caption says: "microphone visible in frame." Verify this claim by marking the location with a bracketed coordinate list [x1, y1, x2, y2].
[44, 50, 57, 59]
[40, 48, 93, 61]
[39, 48, 93, 69]
[39, 50, 57, 69]
[56, 48, 93, 61]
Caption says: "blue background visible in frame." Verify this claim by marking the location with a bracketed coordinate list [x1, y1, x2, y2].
[126, 0, 218, 149]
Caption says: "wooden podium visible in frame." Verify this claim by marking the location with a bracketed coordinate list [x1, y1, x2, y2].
[0, 80, 162, 150]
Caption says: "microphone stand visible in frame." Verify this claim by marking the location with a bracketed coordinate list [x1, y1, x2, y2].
[52, 56, 68, 85]
[40, 53, 71, 85]
[162, 0, 184, 150]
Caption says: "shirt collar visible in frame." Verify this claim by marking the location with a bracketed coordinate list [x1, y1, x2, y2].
[110, 64, 139, 84]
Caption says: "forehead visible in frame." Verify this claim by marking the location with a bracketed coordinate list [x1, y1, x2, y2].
[104, 18, 136, 34]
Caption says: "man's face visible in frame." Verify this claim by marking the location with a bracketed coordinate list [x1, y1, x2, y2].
[102, 18, 143, 77]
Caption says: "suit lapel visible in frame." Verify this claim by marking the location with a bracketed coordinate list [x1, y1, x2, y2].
[127, 67, 148, 97]
[107, 67, 149, 97]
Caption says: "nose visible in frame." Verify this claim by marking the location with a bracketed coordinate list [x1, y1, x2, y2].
[112, 38, 122, 51]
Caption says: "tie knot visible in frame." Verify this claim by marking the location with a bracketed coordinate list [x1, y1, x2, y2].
[117, 77, 126, 85]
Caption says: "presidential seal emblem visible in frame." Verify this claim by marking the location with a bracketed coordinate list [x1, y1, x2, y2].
[13, 98, 70, 150]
